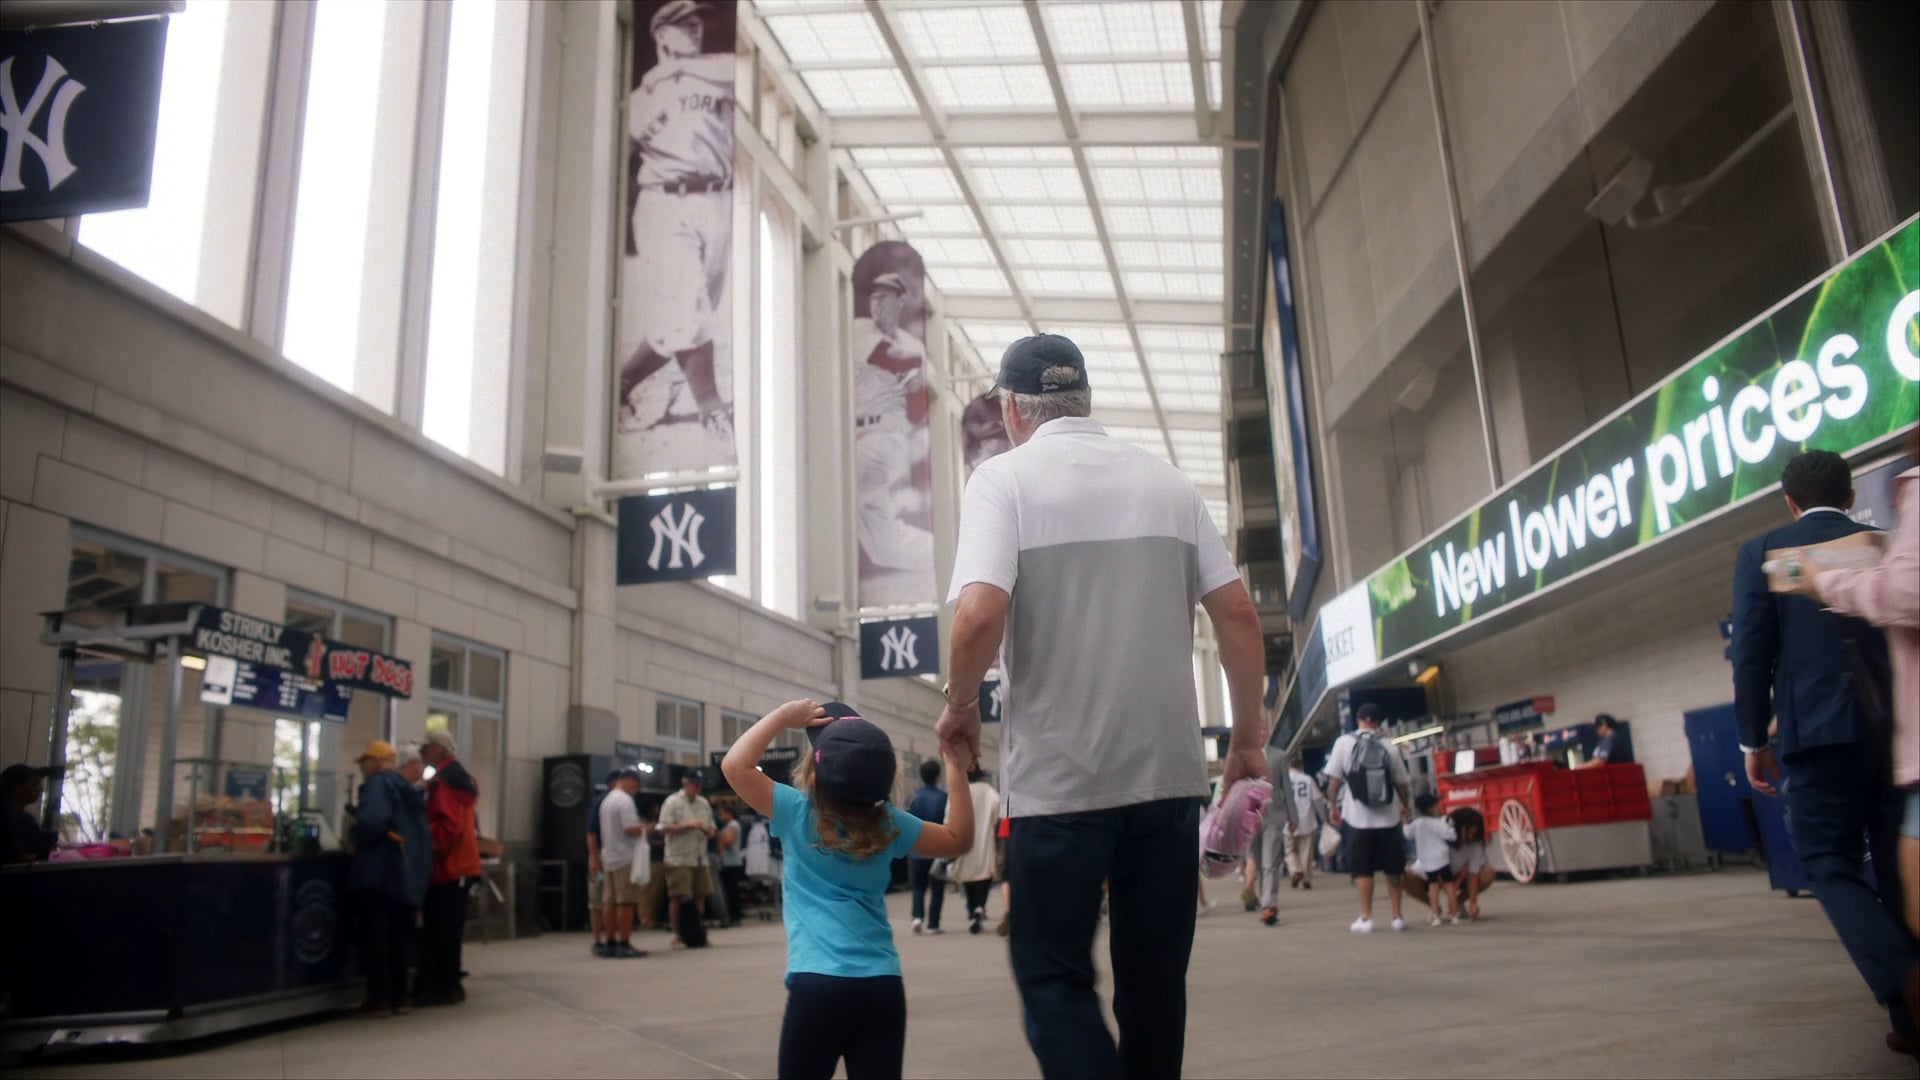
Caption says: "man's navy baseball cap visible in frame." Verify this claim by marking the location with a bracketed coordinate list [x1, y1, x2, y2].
[997, 333, 1089, 395]
[807, 703, 897, 806]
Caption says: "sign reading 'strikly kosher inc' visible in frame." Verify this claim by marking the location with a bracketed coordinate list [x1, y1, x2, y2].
[1359, 216, 1919, 666]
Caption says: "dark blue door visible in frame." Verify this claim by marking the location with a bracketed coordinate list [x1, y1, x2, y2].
[1684, 705, 1754, 854]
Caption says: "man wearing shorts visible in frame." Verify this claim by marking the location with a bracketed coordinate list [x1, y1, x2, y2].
[596, 769, 650, 958]
[1324, 705, 1413, 933]
[659, 769, 716, 948]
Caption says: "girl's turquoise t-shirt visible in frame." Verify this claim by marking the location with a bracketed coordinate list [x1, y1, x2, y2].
[770, 782, 924, 980]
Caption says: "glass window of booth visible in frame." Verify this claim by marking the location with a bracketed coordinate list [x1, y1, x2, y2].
[267, 593, 393, 846]
[58, 532, 227, 848]
[655, 695, 705, 767]
[425, 635, 507, 838]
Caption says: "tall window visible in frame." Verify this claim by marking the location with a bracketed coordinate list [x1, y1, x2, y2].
[423, 0, 532, 474]
[77, 0, 274, 327]
[655, 695, 705, 766]
[282, 0, 429, 412]
[280, 594, 392, 834]
[427, 636, 507, 837]
[757, 204, 801, 618]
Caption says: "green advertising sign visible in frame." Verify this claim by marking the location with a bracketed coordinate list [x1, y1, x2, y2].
[1363, 216, 1920, 665]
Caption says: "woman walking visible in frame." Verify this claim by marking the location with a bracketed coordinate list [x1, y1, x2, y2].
[949, 768, 1002, 934]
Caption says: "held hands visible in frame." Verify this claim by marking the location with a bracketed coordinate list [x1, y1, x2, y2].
[936, 702, 983, 770]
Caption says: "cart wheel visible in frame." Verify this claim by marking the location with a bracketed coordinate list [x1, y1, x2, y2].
[1498, 799, 1539, 884]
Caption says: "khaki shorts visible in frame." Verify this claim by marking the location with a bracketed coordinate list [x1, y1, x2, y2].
[666, 864, 713, 899]
[603, 868, 645, 906]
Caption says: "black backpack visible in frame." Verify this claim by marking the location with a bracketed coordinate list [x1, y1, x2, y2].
[1346, 731, 1395, 809]
[678, 906, 709, 948]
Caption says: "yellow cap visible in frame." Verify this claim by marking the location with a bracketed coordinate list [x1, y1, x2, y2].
[355, 740, 397, 763]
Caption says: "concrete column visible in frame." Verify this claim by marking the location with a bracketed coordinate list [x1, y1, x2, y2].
[0, 503, 68, 766]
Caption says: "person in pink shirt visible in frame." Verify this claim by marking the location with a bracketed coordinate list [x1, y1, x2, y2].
[1786, 428, 1920, 1044]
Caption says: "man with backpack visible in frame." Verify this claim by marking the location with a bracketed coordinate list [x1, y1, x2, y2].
[1324, 704, 1413, 933]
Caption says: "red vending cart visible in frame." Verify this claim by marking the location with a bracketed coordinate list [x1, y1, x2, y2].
[1438, 762, 1653, 883]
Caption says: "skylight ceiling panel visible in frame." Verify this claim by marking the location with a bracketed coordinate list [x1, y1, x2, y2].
[859, 165, 963, 204]
[1005, 237, 1106, 269]
[1043, 1, 1187, 59]
[762, 11, 891, 66]
[962, 320, 1032, 352]
[851, 147, 944, 166]
[901, 5, 1039, 63]
[1050, 324, 1134, 350]
[958, 146, 1076, 166]
[990, 203, 1099, 238]
[1061, 62, 1193, 110]
[900, 204, 985, 238]
[937, 266, 1014, 294]
[800, 69, 917, 113]
[1157, 389, 1223, 412]
[1125, 270, 1222, 299]
[1099, 387, 1156, 409]
[1020, 268, 1114, 297]
[914, 237, 997, 267]
[1204, 0, 1224, 56]
[1115, 239, 1211, 271]
[1139, 325, 1225, 353]
[923, 65, 1056, 112]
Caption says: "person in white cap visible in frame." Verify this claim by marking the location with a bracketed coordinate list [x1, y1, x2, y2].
[418, 728, 482, 1004]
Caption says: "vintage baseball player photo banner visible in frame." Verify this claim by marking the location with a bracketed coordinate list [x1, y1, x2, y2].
[0, 18, 169, 223]
[613, 0, 738, 480]
[961, 391, 1012, 477]
[859, 615, 940, 680]
[615, 486, 738, 585]
[853, 241, 936, 609]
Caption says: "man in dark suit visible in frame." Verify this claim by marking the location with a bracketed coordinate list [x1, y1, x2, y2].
[1733, 450, 1917, 1052]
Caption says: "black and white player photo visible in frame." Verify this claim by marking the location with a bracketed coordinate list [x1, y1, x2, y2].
[961, 390, 1012, 475]
[851, 242, 935, 608]
[615, 0, 737, 478]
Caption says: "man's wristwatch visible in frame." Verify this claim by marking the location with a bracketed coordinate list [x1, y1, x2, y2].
[941, 682, 979, 709]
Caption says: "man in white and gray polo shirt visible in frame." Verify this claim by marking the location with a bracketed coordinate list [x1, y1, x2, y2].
[937, 333, 1268, 1080]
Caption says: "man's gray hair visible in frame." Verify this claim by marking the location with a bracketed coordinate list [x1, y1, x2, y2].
[396, 740, 424, 768]
[1004, 366, 1092, 426]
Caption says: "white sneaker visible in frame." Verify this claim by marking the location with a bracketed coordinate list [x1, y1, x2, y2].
[1428, 914, 1443, 928]
[1197, 900, 1216, 917]
[1350, 916, 1374, 934]
[911, 918, 923, 935]
[1390, 917, 1408, 932]
[925, 927, 945, 935]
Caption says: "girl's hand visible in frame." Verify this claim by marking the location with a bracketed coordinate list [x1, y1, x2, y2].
[771, 699, 826, 730]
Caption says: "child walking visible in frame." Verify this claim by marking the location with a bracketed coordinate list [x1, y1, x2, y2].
[722, 699, 975, 1080]
[1403, 793, 1458, 926]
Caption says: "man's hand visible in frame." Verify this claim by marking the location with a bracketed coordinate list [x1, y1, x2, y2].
[1329, 809, 1343, 828]
[1773, 547, 1825, 596]
[936, 702, 982, 769]
[589, 854, 602, 875]
[1219, 747, 1266, 804]
[1746, 747, 1783, 798]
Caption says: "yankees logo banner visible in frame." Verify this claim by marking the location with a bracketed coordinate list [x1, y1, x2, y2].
[613, 0, 739, 481]
[0, 18, 168, 222]
[858, 615, 939, 680]
[616, 486, 738, 585]
[853, 242, 935, 609]
[978, 677, 1006, 724]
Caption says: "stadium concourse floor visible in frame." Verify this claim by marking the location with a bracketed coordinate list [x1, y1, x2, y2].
[13, 865, 1912, 1079]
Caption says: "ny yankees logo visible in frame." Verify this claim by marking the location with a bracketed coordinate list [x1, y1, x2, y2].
[0, 55, 86, 193]
[647, 502, 706, 571]
[878, 625, 919, 672]
[987, 681, 1006, 720]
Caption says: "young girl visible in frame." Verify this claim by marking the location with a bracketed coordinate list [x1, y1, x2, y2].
[722, 699, 975, 1080]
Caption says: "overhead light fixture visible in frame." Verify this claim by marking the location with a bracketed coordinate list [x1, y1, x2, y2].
[1413, 662, 1442, 686]
[1390, 724, 1445, 746]
[180, 655, 207, 671]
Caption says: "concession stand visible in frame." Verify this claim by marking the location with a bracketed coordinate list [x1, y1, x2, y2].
[1, 603, 413, 1053]
[1438, 760, 1653, 883]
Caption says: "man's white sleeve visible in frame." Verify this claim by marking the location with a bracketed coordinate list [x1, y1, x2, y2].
[1193, 495, 1240, 596]
[947, 465, 1019, 602]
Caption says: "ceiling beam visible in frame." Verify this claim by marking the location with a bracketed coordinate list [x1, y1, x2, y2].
[1180, 0, 1216, 139]
[1093, 407, 1230, 431]
[865, 0, 1038, 334]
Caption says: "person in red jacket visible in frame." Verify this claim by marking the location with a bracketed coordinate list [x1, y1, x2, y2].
[419, 728, 482, 1006]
